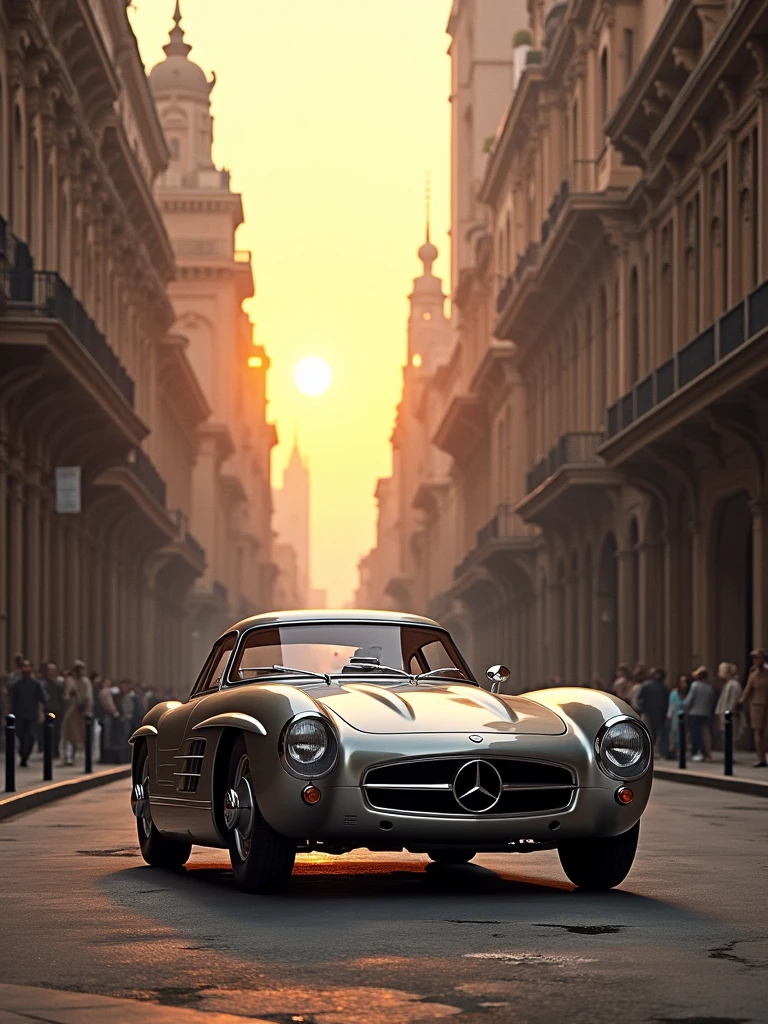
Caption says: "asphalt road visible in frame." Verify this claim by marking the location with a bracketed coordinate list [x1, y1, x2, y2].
[0, 779, 766, 1024]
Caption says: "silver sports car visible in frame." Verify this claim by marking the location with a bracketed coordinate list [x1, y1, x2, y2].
[130, 610, 652, 893]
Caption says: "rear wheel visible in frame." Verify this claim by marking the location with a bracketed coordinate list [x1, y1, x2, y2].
[558, 822, 640, 890]
[224, 736, 296, 893]
[427, 849, 477, 865]
[134, 744, 192, 869]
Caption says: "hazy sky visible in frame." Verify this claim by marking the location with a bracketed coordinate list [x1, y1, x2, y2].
[130, 0, 453, 606]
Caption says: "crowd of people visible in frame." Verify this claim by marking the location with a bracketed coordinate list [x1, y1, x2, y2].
[0, 653, 169, 768]
[524, 648, 768, 767]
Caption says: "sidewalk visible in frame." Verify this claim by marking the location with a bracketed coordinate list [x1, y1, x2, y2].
[0, 751, 130, 820]
[654, 750, 768, 797]
[0, 984, 271, 1024]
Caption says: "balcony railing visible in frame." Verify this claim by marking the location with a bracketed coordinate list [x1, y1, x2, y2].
[526, 431, 604, 494]
[606, 278, 768, 439]
[126, 449, 167, 508]
[476, 503, 521, 547]
[0, 269, 135, 407]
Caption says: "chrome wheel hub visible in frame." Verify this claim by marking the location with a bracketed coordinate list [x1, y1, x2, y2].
[227, 755, 255, 859]
[132, 775, 152, 838]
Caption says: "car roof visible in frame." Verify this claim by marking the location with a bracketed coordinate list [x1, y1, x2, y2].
[228, 608, 443, 632]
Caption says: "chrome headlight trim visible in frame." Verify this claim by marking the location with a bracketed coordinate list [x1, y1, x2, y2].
[594, 715, 652, 782]
[279, 712, 339, 780]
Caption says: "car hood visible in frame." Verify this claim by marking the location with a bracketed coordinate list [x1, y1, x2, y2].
[317, 681, 566, 735]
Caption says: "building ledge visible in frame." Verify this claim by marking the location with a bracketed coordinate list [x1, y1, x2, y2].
[412, 479, 450, 514]
[601, 281, 768, 464]
[158, 334, 211, 426]
[432, 394, 485, 462]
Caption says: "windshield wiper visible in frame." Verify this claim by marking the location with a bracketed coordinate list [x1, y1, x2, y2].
[341, 662, 412, 677]
[237, 665, 331, 685]
[414, 667, 468, 681]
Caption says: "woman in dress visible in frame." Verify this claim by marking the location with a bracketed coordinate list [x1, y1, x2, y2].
[739, 648, 768, 767]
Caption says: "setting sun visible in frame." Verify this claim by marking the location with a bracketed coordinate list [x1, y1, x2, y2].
[294, 357, 332, 397]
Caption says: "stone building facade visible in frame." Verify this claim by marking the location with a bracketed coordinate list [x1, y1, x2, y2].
[360, 0, 768, 687]
[0, 0, 276, 690]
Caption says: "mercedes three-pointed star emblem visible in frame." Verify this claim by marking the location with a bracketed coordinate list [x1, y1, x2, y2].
[452, 759, 503, 813]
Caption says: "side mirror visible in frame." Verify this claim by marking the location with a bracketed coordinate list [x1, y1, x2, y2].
[486, 664, 510, 694]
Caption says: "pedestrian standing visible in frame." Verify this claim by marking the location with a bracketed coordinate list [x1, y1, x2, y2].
[685, 666, 716, 762]
[715, 662, 743, 751]
[10, 660, 47, 767]
[41, 662, 66, 758]
[666, 674, 689, 760]
[61, 661, 94, 766]
[628, 663, 648, 713]
[613, 663, 632, 701]
[638, 667, 669, 756]
[738, 648, 768, 768]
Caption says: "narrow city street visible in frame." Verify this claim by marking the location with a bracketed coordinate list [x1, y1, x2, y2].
[1, 780, 766, 1024]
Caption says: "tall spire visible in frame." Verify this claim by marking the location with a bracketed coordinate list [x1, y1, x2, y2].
[425, 172, 431, 244]
[163, 0, 192, 58]
[418, 172, 438, 275]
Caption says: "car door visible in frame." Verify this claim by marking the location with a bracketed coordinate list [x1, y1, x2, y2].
[150, 634, 236, 836]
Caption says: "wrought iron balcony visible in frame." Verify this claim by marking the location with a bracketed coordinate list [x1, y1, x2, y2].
[476, 504, 520, 548]
[0, 268, 135, 407]
[606, 279, 768, 439]
[126, 449, 167, 508]
[526, 432, 604, 494]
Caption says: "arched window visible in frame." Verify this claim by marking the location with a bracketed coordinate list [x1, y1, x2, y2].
[629, 266, 639, 385]
[28, 131, 41, 259]
[11, 104, 24, 234]
[599, 49, 609, 127]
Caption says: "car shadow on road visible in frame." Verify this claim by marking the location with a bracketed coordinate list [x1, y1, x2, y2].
[101, 854, 705, 928]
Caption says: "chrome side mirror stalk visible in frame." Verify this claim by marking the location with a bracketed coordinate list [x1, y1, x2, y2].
[486, 664, 510, 694]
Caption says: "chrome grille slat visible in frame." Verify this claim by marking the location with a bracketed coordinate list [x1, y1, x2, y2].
[362, 756, 576, 816]
[176, 738, 206, 793]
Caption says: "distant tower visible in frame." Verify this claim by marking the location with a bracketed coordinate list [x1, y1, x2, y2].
[407, 179, 450, 374]
[273, 438, 310, 608]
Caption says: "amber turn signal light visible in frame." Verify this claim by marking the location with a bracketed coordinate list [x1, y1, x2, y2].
[615, 787, 634, 805]
[302, 785, 322, 805]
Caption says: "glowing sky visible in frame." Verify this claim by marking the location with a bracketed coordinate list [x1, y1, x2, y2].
[130, 0, 452, 606]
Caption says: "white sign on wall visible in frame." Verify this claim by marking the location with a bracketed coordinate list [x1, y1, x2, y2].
[55, 466, 81, 514]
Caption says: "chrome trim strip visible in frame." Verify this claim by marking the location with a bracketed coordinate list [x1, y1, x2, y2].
[362, 754, 576, 787]
[173, 754, 204, 760]
[501, 783, 576, 791]
[173, 771, 203, 778]
[192, 712, 267, 736]
[363, 783, 453, 791]
[128, 724, 158, 744]
[150, 795, 211, 808]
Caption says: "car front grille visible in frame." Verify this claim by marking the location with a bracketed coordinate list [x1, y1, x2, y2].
[362, 756, 576, 816]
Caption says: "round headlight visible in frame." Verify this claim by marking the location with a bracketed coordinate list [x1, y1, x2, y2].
[281, 715, 338, 778]
[596, 719, 651, 781]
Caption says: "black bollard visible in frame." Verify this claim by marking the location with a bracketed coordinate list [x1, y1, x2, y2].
[724, 709, 733, 776]
[678, 711, 686, 770]
[84, 713, 93, 775]
[43, 713, 55, 782]
[5, 715, 16, 793]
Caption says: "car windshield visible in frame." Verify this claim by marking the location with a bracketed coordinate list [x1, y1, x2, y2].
[227, 622, 473, 683]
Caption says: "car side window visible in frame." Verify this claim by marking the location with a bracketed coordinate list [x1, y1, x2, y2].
[191, 634, 237, 697]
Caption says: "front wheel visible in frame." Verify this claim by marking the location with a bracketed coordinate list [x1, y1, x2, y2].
[134, 745, 192, 869]
[224, 736, 296, 893]
[427, 849, 477, 865]
[558, 822, 640, 890]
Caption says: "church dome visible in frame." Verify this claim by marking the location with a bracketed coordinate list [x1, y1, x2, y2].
[418, 239, 439, 267]
[149, 2, 213, 98]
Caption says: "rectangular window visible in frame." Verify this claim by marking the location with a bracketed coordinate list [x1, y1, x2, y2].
[624, 30, 634, 83]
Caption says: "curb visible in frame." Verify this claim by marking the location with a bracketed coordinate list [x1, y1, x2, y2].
[654, 766, 768, 798]
[0, 765, 131, 821]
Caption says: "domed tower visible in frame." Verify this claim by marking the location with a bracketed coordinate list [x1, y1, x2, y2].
[407, 193, 450, 376]
[149, 1, 221, 188]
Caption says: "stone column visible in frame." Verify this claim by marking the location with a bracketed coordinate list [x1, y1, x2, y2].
[69, 524, 82, 661]
[9, 476, 25, 658]
[0, 444, 8, 666]
[579, 562, 592, 682]
[750, 500, 768, 648]
[616, 546, 636, 667]
[689, 521, 708, 669]
[40, 487, 52, 661]
[91, 542, 104, 672]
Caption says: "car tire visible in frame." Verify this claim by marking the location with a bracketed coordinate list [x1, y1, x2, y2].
[225, 736, 296, 894]
[557, 821, 640, 890]
[135, 744, 192, 870]
[427, 849, 477, 865]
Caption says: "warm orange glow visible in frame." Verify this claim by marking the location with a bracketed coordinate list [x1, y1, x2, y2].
[247, 355, 264, 369]
[295, 357, 332, 397]
[411, 353, 422, 368]
[616, 787, 634, 805]
[130, 2, 451, 604]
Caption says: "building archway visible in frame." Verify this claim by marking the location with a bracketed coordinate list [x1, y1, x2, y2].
[597, 532, 618, 686]
[714, 492, 753, 677]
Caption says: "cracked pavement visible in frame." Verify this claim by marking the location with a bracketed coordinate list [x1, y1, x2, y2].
[0, 779, 766, 1023]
